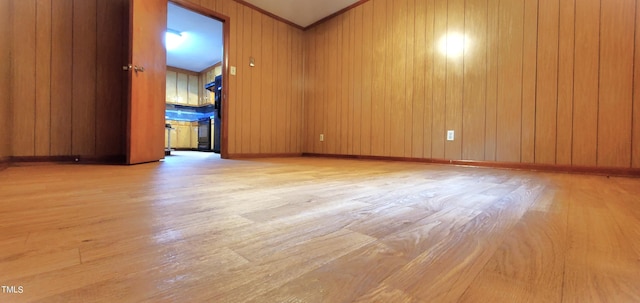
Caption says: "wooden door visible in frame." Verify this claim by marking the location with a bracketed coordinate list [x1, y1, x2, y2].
[126, 0, 167, 164]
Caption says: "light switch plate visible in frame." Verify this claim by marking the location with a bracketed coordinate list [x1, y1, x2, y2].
[230, 66, 237, 75]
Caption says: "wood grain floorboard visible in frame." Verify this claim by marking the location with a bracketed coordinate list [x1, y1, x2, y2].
[459, 188, 569, 302]
[0, 151, 638, 302]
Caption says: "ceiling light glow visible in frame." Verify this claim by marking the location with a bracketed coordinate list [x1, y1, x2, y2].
[165, 29, 186, 51]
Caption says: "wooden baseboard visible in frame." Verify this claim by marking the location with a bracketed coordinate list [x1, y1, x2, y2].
[0, 156, 9, 171]
[227, 153, 303, 159]
[10, 155, 126, 165]
[302, 153, 640, 178]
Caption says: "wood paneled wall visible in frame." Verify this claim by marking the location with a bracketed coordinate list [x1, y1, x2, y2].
[9, 0, 128, 157]
[184, 0, 305, 156]
[0, 0, 12, 160]
[7, 0, 304, 159]
[303, 0, 640, 169]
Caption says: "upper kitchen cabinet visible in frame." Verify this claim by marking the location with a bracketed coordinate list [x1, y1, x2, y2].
[199, 62, 222, 106]
[166, 70, 178, 103]
[166, 66, 200, 106]
[176, 73, 188, 104]
[188, 74, 199, 105]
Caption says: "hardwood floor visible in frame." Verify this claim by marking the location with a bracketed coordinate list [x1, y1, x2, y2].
[1, 152, 639, 302]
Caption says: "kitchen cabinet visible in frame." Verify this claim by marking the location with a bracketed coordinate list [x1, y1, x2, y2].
[198, 63, 222, 106]
[166, 71, 177, 103]
[176, 123, 190, 148]
[188, 74, 199, 105]
[165, 120, 205, 150]
[167, 67, 203, 107]
[165, 120, 197, 149]
[176, 73, 189, 105]
[191, 125, 198, 148]
[165, 120, 177, 149]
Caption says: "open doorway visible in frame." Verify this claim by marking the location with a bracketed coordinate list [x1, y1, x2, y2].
[164, 2, 225, 158]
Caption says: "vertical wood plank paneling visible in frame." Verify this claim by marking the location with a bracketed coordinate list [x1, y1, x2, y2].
[383, 0, 394, 156]
[485, 0, 499, 161]
[432, 0, 447, 159]
[597, 0, 635, 167]
[390, 0, 407, 158]
[346, 11, 354, 154]
[313, 27, 323, 153]
[96, 0, 126, 156]
[302, 30, 312, 152]
[496, 0, 524, 162]
[294, 29, 304, 152]
[535, 0, 559, 164]
[520, 0, 538, 163]
[462, 0, 488, 161]
[9, 0, 304, 159]
[331, 20, 339, 153]
[342, 13, 352, 154]
[404, 0, 415, 157]
[235, 5, 245, 151]
[323, 25, 331, 153]
[572, 0, 600, 166]
[226, 1, 238, 154]
[282, 25, 291, 153]
[361, 2, 373, 156]
[249, 9, 262, 153]
[289, 28, 297, 153]
[423, 0, 435, 158]
[556, 0, 575, 165]
[275, 22, 288, 153]
[260, 16, 274, 153]
[288, 26, 295, 153]
[35, 0, 52, 156]
[301, 0, 639, 170]
[318, 27, 327, 154]
[312, 29, 321, 153]
[286, 27, 294, 153]
[0, 0, 11, 158]
[353, 7, 363, 155]
[444, 0, 464, 160]
[412, 0, 426, 158]
[326, 22, 338, 154]
[334, 19, 343, 153]
[237, 3, 248, 154]
[51, 0, 73, 156]
[72, 0, 97, 155]
[12, 0, 36, 156]
[271, 21, 279, 153]
[371, 0, 386, 156]
[634, 0, 640, 168]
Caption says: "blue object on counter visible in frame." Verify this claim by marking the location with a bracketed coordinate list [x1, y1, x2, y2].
[165, 103, 215, 121]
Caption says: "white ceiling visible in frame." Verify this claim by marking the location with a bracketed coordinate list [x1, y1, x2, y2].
[166, 3, 223, 72]
[243, 0, 359, 28]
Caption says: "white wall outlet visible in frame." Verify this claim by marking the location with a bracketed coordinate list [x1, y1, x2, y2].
[320, 134, 324, 142]
[230, 66, 237, 75]
[447, 130, 455, 141]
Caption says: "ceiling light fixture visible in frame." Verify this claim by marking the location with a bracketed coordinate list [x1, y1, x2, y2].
[165, 28, 185, 51]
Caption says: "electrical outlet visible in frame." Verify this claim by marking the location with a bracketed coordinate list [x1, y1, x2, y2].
[320, 134, 324, 142]
[447, 130, 455, 141]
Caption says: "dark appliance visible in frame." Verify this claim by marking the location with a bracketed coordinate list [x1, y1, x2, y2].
[197, 118, 211, 151]
[206, 75, 222, 153]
